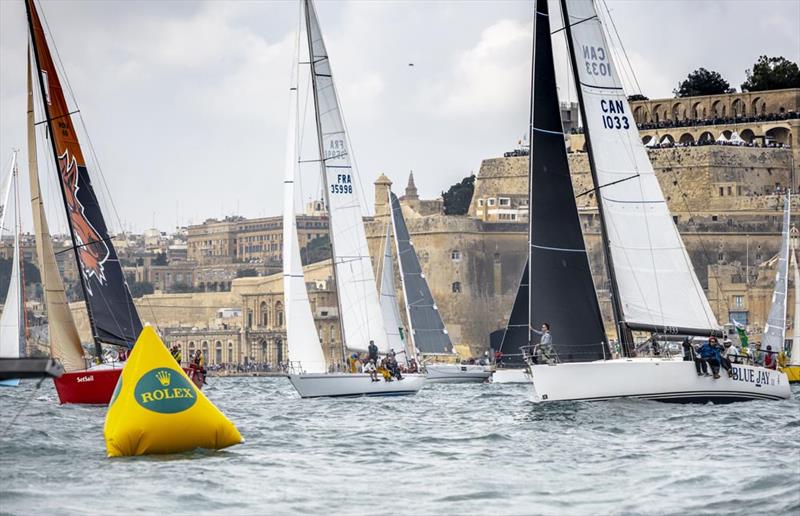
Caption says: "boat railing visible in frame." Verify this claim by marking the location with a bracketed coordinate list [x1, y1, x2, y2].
[520, 344, 561, 365]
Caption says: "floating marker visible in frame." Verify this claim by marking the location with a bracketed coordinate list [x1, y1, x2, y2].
[104, 326, 243, 457]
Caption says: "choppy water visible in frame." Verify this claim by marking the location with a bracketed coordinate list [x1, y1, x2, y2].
[1, 378, 798, 515]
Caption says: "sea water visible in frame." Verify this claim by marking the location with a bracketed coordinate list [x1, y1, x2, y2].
[1, 378, 798, 515]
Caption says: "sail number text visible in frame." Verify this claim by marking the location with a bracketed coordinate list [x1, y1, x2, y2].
[599, 98, 630, 130]
[331, 174, 353, 195]
[326, 139, 347, 160]
[582, 45, 612, 77]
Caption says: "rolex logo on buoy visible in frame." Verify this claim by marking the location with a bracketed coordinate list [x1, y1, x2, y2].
[134, 367, 196, 414]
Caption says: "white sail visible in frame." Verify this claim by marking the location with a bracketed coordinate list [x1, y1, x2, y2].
[379, 225, 410, 363]
[283, 56, 327, 374]
[762, 194, 791, 352]
[563, 0, 719, 333]
[27, 54, 85, 372]
[792, 248, 800, 366]
[305, 0, 388, 353]
[0, 153, 25, 360]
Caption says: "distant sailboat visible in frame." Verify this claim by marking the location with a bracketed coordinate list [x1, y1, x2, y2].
[284, 0, 425, 398]
[387, 191, 492, 383]
[378, 224, 413, 364]
[521, 0, 789, 402]
[771, 194, 800, 382]
[0, 152, 25, 387]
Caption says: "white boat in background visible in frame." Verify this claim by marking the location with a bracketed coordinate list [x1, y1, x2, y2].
[0, 153, 24, 388]
[519, 0, 789, 403]
[386, 190, 490, 383]
[283, 0, 423, 398]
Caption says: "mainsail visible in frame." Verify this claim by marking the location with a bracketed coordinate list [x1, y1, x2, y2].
[378, 224, 411, 362]
[26, 0, 142, 349]
[27, 51, 85, 372]
[529, 0, 608, 362]
[791, 248, 800, 365]
[762, 194, 791, 352]
[282, 60, 327, 374]
[389, 192, 453, 355]
[562, 0, 720, 337]
[305, 0, 388, 354]
[0, 154, 25, 360]
[498, 261, 529, 367]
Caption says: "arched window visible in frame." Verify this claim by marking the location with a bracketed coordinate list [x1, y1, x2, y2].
[202, 341, 209, 361]
[215, 341, 222, 364]
[227, 342, 234, 363]
[260, 301, 268, 327]
[451, 250, 461, 262]
[452, 281, 462, 293]
[275, 301, 284, 327]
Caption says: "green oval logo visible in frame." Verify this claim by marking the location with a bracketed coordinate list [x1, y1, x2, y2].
[134, 367, 197, 414]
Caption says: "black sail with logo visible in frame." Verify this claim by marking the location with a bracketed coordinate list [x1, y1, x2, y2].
[527, 0, 608, 362]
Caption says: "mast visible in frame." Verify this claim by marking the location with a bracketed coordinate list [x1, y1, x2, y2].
[303, 0, 347, 362]
[24, 0, 102, 360]
[559, 0, 629, 354]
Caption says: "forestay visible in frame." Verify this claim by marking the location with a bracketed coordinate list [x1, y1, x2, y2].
[378, 225, 411, 363]
[762, 194, 790, 352]
[282, 68, 327, 374]
[563, 0, 719, 334]
[389, 192, 453, 354]
[305, 0, 387, 353]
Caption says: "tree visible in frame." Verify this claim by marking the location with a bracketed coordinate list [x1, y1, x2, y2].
[128, 281, 154, 298]
[442, 174, 476, 216]
[301, 235, 332, 266]
[741, 56, 800, 92]
[152, 252, 168, 266]
[673, 68, 734, 97]
[627, 94, 649, 102]
[236, 268, 258, 278]
[0, 257, 41, 300]
[169, 282, 198, 293]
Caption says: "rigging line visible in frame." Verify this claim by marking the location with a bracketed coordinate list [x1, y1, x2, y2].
[53, 235, 116, 255]
[33, 109, 80, 126]
[575, 173, 640, 198]
[550, 14, 597, 34]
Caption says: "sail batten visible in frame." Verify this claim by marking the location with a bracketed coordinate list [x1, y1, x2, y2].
[562, 0, 720, 335]
[527, 0, 608, 363]
[25, 0, 142, 349]
[389, 192, 453, 355]
[304, 0, 387, 354]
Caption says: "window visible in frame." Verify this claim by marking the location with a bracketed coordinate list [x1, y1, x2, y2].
[727, 186, 732, 196]
[478, 199, 485, 207]
[487, 198, 496, 207]
[733, 295, 744, 308]
[729, 311, 748, 326]
[719, 187, 724, 197]
[499, 197, 511, 206]
[452, 281, 462, 293]
[451, 250, 461, 262]
[673, 215, 679, 223]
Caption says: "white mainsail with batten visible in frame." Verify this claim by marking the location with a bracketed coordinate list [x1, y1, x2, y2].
[564, 0, 719, 335]
[27, 53, 85, 372]
[305, 0, 388, 354]
[762, 194, 791, 352]
[283, 60, 327, 374]
[378, 225, 409, 362]
[0, 153, 25, 362]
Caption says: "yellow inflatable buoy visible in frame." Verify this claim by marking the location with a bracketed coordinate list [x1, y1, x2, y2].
[104, 326, 243, 457]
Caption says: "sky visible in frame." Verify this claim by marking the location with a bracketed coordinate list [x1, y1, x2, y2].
[1, 0, 798, 234]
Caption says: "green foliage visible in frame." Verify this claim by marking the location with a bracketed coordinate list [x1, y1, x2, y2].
[125, 273, 154, 298]
[152, 252, 168, 266]
[236, 268, 259, 278]
[0, 257, 41, 300]
[627, 94, 649, 101]
[673, 68, 734, 97]
[442, 175, 476, 216]
[741, 56, 800, 92]
[169, 282, 199, 293]
[301, 235, 332, 266]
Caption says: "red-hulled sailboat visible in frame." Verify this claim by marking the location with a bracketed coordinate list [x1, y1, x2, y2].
[24, 0, 201, 403]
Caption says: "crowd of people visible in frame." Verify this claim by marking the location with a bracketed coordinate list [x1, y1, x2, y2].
[681, 337, 780, 379]
[342, 340, 418, 382]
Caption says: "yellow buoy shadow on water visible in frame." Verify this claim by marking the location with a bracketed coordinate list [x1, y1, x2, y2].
[104, 326, 243, 457]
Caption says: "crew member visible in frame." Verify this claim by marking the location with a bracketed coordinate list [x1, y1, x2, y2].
[532, 323, 555, 364]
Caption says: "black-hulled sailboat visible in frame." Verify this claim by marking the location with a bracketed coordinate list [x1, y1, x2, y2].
[513, 0, 789, 402]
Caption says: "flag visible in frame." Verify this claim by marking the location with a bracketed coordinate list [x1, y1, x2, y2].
[731, 318, 749, 348]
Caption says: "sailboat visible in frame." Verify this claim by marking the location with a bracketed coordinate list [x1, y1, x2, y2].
[0, 152, 25, 387]
[378, 224, 414, 365]
[770, 194, 800, 382]
[493, 260, 532, 383]
[386, 191, 492, 383]
[283, 0, 425, 398]
[786, 246, 800, 381]
[23, 0, 201, 403]
[516, 0, 789, 403]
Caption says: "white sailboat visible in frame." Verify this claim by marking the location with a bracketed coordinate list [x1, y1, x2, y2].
[521, 0, 789, 403]
[378, 225, 413, 363]
[0, 152, 25, 387]
[284, 0, 424, 398]
[387, 190, 492, 383]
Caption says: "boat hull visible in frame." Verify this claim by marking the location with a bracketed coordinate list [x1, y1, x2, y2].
[287, 373, 426, 398]
[781, 365, 800, 383]
[54, 364, 203, 404]
[529, 358, 791, 403]
[0, 378, 20, 387]
[425, 364, 492, 383]
[492, 367, 530, 384]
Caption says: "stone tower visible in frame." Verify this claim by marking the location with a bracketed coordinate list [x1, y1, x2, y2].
[374, 173, 392, 219]
[405, 171, 419, 201]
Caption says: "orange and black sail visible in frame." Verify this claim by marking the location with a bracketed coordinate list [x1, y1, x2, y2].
[25, 0, 142, 349]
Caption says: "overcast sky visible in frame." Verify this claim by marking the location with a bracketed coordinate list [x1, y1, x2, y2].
[1, 0, 798, 234]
